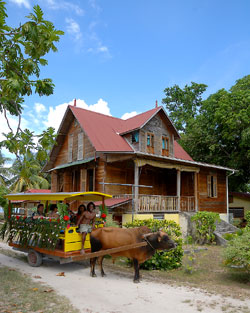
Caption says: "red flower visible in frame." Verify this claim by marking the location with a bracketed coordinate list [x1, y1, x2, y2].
[49, 218, 52, 222]
[101, 213, 107, 218]
[40, 217, 44, 220]
[23, 216, 27, 220]
[57, 218, 60, 223]
[63, 215, 70, 221]
[16, 216, 20, 220]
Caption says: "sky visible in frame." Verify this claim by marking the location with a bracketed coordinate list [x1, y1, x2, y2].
[2, 0, 250, 157]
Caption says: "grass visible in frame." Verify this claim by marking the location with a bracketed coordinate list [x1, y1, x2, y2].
[0, 265, 79, 313]
[103, 245, 250, 300]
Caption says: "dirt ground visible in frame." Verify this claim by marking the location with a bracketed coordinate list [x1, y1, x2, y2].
[0, 242, 250, 313]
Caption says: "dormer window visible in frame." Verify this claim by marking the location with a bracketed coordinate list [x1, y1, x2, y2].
[146, 133, 154, 154]
[162, 136, 169, 156]
[132, 131, 139, 143]
[147, 133, 154, 147]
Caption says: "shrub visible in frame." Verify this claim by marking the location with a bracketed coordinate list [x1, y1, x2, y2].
[191, 211, 220, 244]
[124, 219, 183, 270]
[245, 211, 250, 226]
[223, 229, 250, 273]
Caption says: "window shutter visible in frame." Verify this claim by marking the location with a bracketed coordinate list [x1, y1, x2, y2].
[207, 175, 211, 197]
[213, 176, 217, 198]
[68, 134, 73, 163]
[77, 132, 83, 160]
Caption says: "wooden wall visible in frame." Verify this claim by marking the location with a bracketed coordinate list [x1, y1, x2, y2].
[139, 113, 174, 157]
[198, 168, 227, 213]
[54, 118, 95, 168]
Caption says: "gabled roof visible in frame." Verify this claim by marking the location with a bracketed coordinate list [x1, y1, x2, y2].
[70, 105, 180, 153]
[43, 105, 191, 171]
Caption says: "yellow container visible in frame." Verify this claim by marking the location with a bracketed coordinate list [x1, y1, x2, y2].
[60, 224, 103, 252]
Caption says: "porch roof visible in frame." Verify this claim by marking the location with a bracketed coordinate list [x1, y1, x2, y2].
[48, 157, 96, 172]
[94, 197, 132, 209]
[135, 152, 235, 172]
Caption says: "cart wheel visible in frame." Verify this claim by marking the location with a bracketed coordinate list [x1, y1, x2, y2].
[27, 249, 43, 267]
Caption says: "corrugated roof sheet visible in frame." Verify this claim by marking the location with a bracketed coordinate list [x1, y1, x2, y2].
[70, 105, 181, 154]
[174, 141, 194, 161]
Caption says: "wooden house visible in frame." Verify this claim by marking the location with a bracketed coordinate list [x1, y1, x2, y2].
[43, 103, 234, 225]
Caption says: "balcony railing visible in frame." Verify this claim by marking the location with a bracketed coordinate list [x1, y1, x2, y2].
[113, 194, 195, 212]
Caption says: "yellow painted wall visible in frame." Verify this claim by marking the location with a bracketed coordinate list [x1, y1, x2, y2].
[164, 214, 179, 224]
[229, 197, 250, 215]
[122, 213, 180, 225]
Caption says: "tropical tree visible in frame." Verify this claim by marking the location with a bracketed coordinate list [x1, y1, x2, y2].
[0, 151, 11, 186]
[0, 1, 63, 135]
[162, 76, 250, 192]
[1, 127, 56, 192]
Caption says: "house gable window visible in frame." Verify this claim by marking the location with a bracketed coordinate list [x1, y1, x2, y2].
[68, 134, 73, 163]
[77, 132, 84, 160]
[162, 136, 169, 156]
[207, 175, 217, 198]
[132, 131, 139, 143]
[146, 133, 154, 154]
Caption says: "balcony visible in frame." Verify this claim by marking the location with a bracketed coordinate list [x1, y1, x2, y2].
[113, 194, 195, 213]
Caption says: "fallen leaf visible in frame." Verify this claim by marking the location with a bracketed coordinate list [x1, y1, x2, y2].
[44, 289, 54, 293]
[56, 272, 65, 276]
[34, 275, 42, 279]
[32, 288, 38, 291]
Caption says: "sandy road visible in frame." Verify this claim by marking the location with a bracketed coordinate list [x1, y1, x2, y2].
[0, 242, 249, 313]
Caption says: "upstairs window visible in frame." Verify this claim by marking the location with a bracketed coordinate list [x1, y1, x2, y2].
[162, 136, 169, 156]
[207, 175, 217, 198]
[147, 133, 154, 147]
[77, 132, 84, 160]
[68, 134, 73, 163]
[132, 131, 139, 143]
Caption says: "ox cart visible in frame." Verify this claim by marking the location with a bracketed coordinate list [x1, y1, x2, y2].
[2, 191, 147, 267]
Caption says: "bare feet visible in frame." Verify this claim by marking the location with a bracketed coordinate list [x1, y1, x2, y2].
[80, 249, 85, 255]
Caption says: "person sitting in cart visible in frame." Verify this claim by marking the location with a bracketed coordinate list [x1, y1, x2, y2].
[76, 202, 96, 254]
[32, 203, 45, 219]
[47, 204, 60, 219]
[76, 204, 86, 224]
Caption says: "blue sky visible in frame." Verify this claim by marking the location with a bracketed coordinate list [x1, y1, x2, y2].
[1, 0, 250, 149]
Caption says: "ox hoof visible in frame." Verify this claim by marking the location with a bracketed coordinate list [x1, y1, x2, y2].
[133, 279, 140, 284]
[91, 273, 97, 277]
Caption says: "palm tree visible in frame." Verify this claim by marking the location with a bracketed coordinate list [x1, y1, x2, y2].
[9, 154, 49, 192]
[0, 151, 11, 186]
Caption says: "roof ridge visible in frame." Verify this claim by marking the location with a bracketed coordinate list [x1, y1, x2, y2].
[69, 105, 124, 122]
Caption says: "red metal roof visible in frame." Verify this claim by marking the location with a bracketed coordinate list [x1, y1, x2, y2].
[94, 197, 132, 208]
[69, 105, 192, 161]
[70, 106, 133, 152]
[174, 141, 194, 161]
[25, 189, 51, 193]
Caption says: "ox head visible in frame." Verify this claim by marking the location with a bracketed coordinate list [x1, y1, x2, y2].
[144, 231, 177, 251]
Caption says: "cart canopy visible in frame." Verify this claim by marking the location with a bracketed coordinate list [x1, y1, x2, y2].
[5, 191, 112, 202]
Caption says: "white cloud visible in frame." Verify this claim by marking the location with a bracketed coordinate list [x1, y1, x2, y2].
[35, 103, 46, 114]
[43, 98, 111, 131]
[88, 0, 101, 13]
[121, 111, 139, 120]
[66, 18, 82, 42]
[9, 0, 30, 9]
[97, 46, 108, 53]
[44, 0, 84, 16]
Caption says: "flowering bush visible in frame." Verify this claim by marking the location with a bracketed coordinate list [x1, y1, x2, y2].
[124, 219, 183, 271]
[0, 216, 64, 250]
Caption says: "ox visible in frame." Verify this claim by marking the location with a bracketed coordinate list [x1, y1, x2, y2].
[90, 226, 176, 283]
